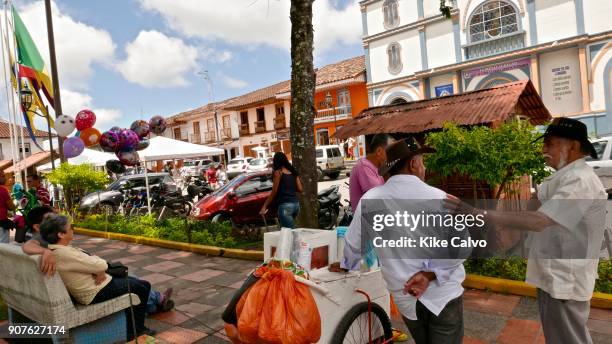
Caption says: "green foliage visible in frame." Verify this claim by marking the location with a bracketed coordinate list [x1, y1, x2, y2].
[46, 163, 109, 210]
[439, 0, 453, 18]
[465, 258, 612, 294]
[425, 121, 550, 198]
[74, 214, 237, 248]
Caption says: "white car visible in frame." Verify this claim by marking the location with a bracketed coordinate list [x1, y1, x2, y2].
[316, 145, 345, 181]
[585, 136, 612, 191]
[227, 157, 253, 179]
[181, 159, 213, 176]
[247, 157, 272, 173]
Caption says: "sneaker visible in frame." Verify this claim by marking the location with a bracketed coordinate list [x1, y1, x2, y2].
[160, 298, 175, 312]
[392, 328, 409, 342]
[159, 287, 173, 304]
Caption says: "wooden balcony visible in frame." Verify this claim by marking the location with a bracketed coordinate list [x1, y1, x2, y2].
[204, 131, 216, 143]
[190, 133, 201, 144]
[314, 106, 352, 124]
[240, 123, 250, 135]
[221, 128, 232, 140]
[274, 117, 286, 130]
[255, 120, 266, 133]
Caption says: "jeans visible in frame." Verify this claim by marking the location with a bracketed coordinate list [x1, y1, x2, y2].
[91, 276, 151, 340]
[278, 202, 299, 229]
[402, 295, 463, 344]
[0, 228, 9, 244]
[147, 289, 161, 314]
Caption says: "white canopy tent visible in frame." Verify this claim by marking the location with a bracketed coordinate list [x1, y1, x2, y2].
[139, 136, 225, 214]
[37, 148, 116, 172]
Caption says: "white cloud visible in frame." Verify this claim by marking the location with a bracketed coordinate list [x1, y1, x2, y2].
[18, 1, 116, 90]
[202, 48, 234, 64]
[220, 73, 248, 89]
[117, 30, 199, 88]
[139, 0, 362, 54]
[61, 89, 121, 129]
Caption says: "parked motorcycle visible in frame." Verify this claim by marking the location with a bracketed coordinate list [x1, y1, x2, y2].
[318, 185, 341, 230]
[338, 198, 353, 227]
[186, 176, 214, 202]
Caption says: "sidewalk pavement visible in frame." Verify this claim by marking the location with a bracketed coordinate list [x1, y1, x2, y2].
[2, 233, 611, 343]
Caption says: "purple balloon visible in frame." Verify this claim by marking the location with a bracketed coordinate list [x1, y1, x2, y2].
[100, 131, 120, 152]
[63, 137, 85, 158]
[130, 120, 150, 138]
[109, 126, 122, 133]
[117, 150, 140, 166]
[149, 116, 167, 135]
[119, 129, 140, 151]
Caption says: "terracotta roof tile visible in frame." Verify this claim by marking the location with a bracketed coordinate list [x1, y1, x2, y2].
[167, 98, 239, 125]
[0, 119, 51, 138]
[223, 80, 291, 110]
[277, 55, 365, 93]
[335, 80, 551, 139]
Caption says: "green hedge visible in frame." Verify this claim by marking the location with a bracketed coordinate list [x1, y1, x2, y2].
[465, 258, 612, 294]
[75, 214, 237, 248]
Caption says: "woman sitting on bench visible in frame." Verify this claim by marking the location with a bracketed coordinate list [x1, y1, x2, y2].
[40, 213, 155, 340]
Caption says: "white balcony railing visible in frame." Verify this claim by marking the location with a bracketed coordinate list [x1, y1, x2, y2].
[315, 106, 352, 124]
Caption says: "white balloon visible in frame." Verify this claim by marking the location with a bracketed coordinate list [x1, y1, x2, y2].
[55, 115, 76, 137]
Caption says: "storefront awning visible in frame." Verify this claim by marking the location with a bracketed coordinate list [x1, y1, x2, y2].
[335, 80, 551, 139]
[4, 151, 52, 174]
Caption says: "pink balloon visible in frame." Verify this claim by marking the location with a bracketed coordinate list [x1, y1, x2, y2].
[100, 131, 120, 152]
[119, 129, 140, 151]
[75, 109, 96, 131]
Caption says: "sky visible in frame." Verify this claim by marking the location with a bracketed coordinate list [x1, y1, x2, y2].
[0, 0, 364, 132]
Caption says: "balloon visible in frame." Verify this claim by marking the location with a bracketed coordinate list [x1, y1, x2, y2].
[80, 127, 101, 147]
[110, 126, 122, 133]
[63, 137, 85, 158]
[75, 109, 96, 131]
[117, 150, 139, 166]
[149, 115, 167, 135]
[100, 131, 120, 152]
[55, 115, 76, 137]
[130, 120, 150, 138]
[105, 159, 126, 174]
[119, 129, 140, 151]
[136, 137, 149, 151]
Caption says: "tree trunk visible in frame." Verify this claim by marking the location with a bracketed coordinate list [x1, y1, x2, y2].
[290, 0, 318, 228]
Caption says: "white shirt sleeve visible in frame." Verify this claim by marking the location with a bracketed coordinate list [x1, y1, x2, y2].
[538, 174, 595, 231]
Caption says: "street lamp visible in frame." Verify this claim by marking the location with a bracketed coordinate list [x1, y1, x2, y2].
[20, 81, 56, 170]
[198, 70, 224, 162]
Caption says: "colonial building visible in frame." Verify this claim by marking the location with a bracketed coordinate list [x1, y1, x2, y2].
[361, 0, 612, 135]
[0, 119, 48, 161]
[276, 56, 369, 148]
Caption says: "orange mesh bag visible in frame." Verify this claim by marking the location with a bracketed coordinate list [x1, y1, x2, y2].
[389, 294, 403, 322]
[237, 268, 321, 344]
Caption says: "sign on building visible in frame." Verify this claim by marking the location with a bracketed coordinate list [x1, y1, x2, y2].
[539, 47, 583, 116]
[462, 58, 531, 91]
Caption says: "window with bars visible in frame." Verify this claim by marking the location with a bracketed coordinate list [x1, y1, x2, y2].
[468, 1, 518, 43]
[387, 42, 402, 74]
[383, 0, 399, 29]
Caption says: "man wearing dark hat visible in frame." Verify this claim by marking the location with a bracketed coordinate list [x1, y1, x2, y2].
[447, 117, 606, 344]
[341, 138, 466, 344]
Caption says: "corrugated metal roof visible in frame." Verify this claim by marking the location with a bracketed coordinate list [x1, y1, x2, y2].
[4, 151, 52, 173]
[335, 80, 551, 139]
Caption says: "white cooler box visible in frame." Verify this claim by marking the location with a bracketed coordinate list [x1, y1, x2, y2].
[263, 228, 338, 270]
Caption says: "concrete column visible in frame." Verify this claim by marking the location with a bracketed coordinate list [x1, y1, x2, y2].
[530, 54, 540, 94]
[578, 46, 591, 113]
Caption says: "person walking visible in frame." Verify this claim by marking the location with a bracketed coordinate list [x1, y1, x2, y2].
[349, 134, 393, 212]
[260, 152, 303, 229]
[446, 117, 606, 344]
[205, 164, 218, 189]
[0, 171, 15, 244]
[216, 163, 228, 187]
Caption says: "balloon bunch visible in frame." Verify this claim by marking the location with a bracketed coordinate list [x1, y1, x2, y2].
[56, 109, 101, 158]
[101, 115, 167, 174]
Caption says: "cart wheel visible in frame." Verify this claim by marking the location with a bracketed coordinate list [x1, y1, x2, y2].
[330, 302, 393, 344]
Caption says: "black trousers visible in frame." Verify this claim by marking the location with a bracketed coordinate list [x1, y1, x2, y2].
[402, 295, 464, 344]
[91, 276, 151, 340]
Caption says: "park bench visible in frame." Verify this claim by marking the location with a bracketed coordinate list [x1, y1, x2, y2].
[0, 243, 139, 343]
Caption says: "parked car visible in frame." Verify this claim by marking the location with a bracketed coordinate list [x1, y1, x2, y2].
[181, 159, 214, 176]
[79, 173, 177, 211]
[191, 171, 276, 224]
[247, 157, 272, 173]
[586, 136, 612, 191]
[227, 156, 253, 179]
[316, 145, 344, 181]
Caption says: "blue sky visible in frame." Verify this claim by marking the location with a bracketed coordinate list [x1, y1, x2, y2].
[1, 0, 364, 132]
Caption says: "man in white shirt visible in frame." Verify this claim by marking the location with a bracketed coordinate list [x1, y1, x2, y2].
[342, 138, 466, 344]
[447, 118, 606, 344]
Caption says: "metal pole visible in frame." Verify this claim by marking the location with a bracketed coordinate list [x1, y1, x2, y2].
[44, 0, 65, 162]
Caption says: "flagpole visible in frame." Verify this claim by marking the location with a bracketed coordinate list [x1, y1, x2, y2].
[44, 0, 64, 162]
[0, 4, 18, 171]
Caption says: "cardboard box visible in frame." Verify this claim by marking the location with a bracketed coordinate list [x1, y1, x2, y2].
[264, 228, 338, 269]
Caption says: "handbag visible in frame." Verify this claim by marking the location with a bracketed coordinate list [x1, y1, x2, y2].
[106, 261, 128, 278]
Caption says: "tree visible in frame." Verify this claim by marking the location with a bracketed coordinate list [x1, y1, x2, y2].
[290, 0, 318, 228]
[425, 120, 550, 200]
[46, 163, 109, 213]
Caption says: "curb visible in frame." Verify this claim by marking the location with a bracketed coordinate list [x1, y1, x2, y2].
[464, 274, 612, 309]
[73, 227, 265, 261]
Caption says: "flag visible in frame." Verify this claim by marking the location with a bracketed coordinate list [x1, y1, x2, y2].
[10, 4, 55, 148]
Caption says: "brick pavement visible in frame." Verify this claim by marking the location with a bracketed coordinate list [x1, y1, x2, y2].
[2, 234, 611, 343]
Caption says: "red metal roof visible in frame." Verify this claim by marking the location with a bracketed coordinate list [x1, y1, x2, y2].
[335, 80, 551, 139]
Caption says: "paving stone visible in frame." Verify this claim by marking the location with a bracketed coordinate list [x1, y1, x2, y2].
[140, 272, 175, 284]
[194, 335, 231, 344]
[511, 296, 540, 320]
[463, 309, 508, 342]
[496, 318, 542, 344]
[591, 331, 612, 344]
[194, 307, 226, 332]
[159, 251, 194, 260]
[155, 326, 208, 344]
[150, 310, 191, 326]
[181, 318, 223, 335]
[590, 308, 612, 322]
[463, 337, 488, 344]
[181, 269, 225, 283]
[145, 318, 174, 333]
[202, 272, 247, 288]
[175, 302, 216, 318]
[197, 286, 238, 307]
[129, 245, 158, 254]
[589, 318, 612, 335]
[144, 260, 185, 273]
[163, 264, 208, 278]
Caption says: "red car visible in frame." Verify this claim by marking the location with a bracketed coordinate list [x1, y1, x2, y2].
[191, 171, 277, 224]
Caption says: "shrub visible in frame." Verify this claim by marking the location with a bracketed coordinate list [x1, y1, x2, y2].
[46, 163, 109, 212]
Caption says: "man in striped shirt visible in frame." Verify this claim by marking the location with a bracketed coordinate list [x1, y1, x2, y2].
[26, 174, 50, 206]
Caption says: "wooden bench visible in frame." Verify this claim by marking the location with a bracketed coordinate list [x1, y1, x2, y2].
[0, 243, 140, 343]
